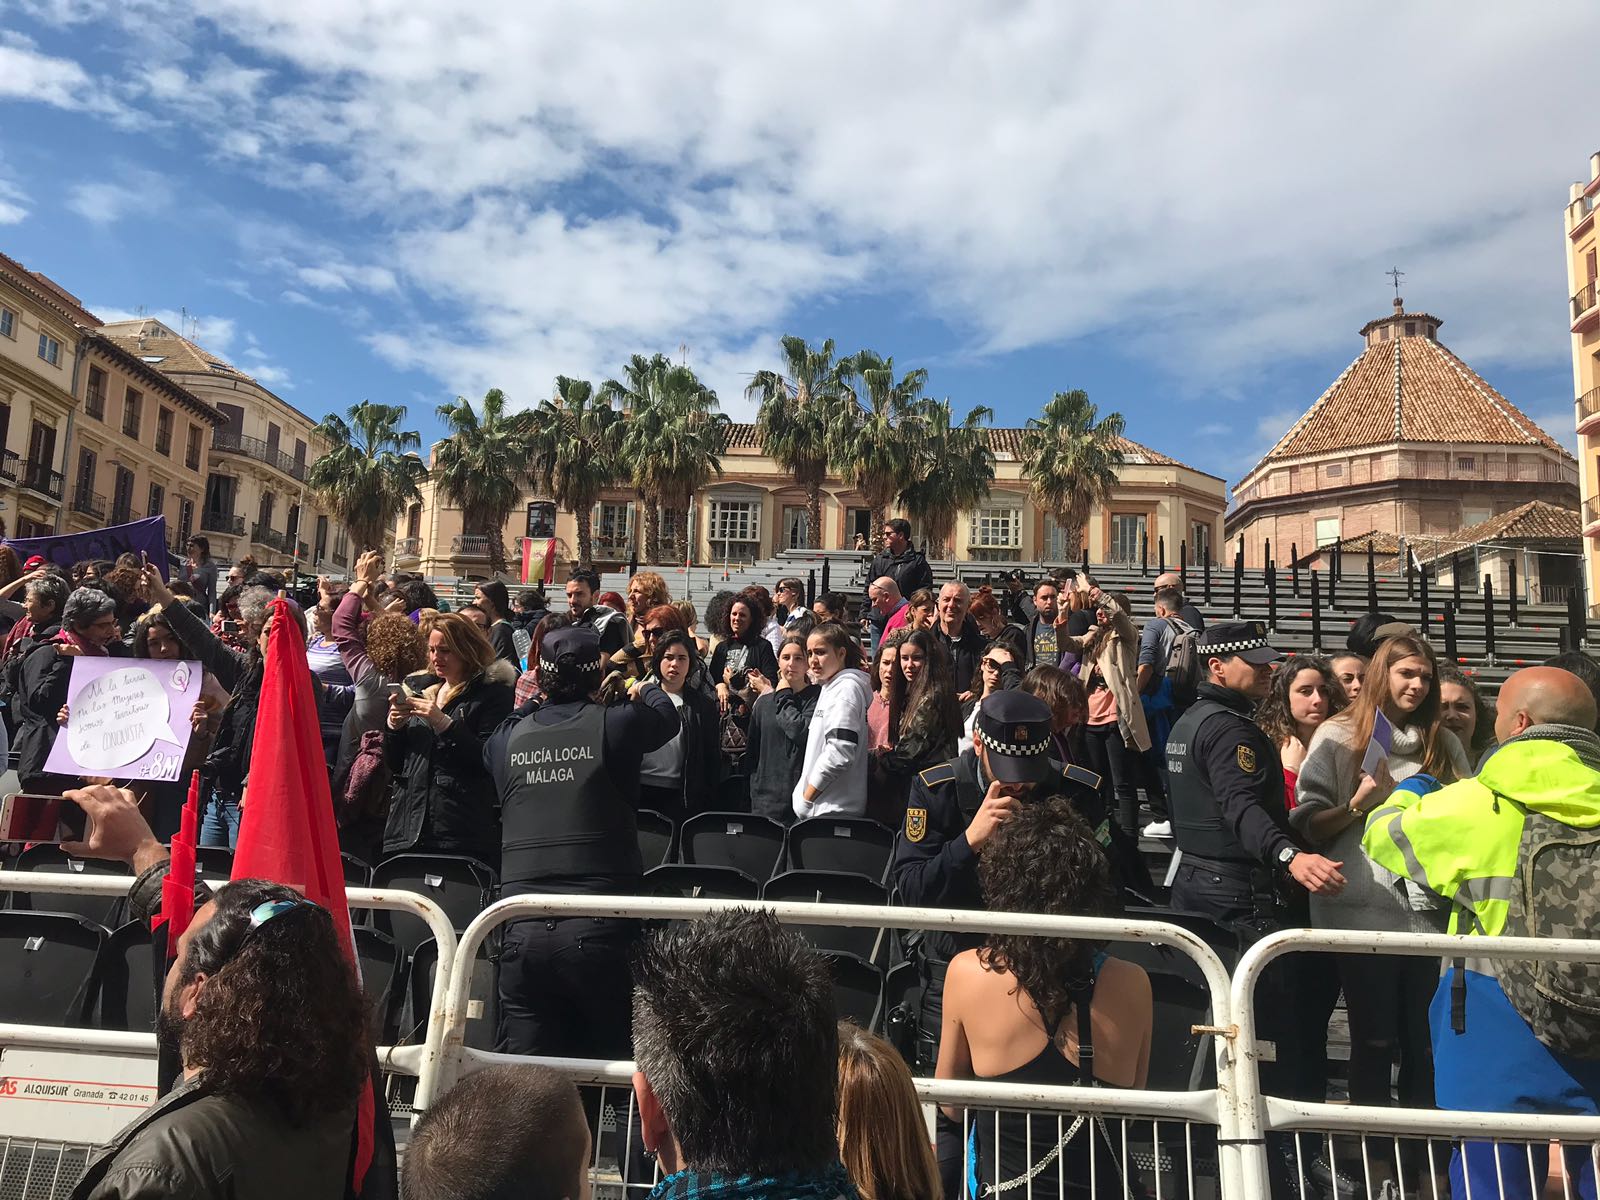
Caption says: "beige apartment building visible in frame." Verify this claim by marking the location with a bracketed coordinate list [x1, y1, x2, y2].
[396, 424, 1227, 580]
[0, 251, 98, 538]
[67, 332, 222, 550]
[1228, 299, 1578, 570]
[1568, 152, 1600, 612]
[98, 319, 354, 572]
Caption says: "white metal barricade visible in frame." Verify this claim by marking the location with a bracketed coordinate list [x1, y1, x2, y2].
[0, 870, 459, 1176]
[1230, 928, 1600, 1200]
[427, 893, 1243, 1199]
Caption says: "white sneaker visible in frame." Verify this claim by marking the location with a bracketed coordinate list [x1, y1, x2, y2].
[1142, 820, 1173, 839]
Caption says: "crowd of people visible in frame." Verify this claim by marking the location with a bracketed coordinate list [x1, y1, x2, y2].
[4, 516, 1599, 1200]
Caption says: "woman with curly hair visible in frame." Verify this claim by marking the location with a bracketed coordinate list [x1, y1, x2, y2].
[937, 797, 1151, 1198]
[1253, 653, 1343, 810]
[626, 570, 672, 626]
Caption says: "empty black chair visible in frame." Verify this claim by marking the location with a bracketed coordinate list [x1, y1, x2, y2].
[342, 853, 373, 889]
[370, 854, 497, 959]
[194, 846, 233, 880]
[636, 809, 675, 871]
[785, 817, 894, 882]
[679, 813, 785, 882]
[643, 864, 760, 901]
[1109, 940, 1217, 1091]
[761, 870, 888, 964]
[96, 920, 155, 1033]
[8, 845, 129, 928]
[354, 925, 404, 1045]
[822, 951, 884, 1031]
[0, 911, 106, 1026]
[407, 937, 498, 1050]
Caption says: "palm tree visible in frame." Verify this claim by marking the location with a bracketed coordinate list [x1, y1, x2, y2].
[306, 401, 428, 553]
[603, 354, 730, 563]
[828, 350, 929, 538]
[900, 398, 995, 559]
[747, 336, 848, 550]
[526, 375, 623, 567]
[1020, 389, 1126, 558]
[432, 387, 534, 576]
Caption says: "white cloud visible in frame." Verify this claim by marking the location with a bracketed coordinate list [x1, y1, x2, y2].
[0, 32, 127, 117]
[13, 2, 1600, 457]
[0, 163, 27, 224]
[66, 169, 172, 226]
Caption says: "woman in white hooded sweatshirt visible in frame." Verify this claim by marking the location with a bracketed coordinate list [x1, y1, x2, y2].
[793, 622, 874, 820]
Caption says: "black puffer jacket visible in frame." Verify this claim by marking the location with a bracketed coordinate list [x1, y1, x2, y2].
[382, 664, 516, 867]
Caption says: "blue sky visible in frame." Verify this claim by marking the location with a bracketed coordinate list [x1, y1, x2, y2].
[0, 3, 1594, 490]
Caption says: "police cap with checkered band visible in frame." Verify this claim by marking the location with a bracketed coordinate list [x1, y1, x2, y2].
[1197, 620, 1281, 666]
[974, 690, 1056, 784]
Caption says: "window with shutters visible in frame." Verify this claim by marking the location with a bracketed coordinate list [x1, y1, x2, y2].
[708, 499, 761, 562]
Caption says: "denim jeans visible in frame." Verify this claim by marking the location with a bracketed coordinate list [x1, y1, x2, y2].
[199, 792, 241, 849]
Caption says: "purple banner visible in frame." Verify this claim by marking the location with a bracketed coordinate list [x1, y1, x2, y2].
[44, 656, 201, 783]
[4, 515, 170, 579]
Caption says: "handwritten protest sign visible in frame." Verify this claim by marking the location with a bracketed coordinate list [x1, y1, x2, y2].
[44, 658, 201, 783]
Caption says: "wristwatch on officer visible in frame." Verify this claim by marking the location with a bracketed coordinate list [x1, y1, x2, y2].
[1277, 845, 1300, 872]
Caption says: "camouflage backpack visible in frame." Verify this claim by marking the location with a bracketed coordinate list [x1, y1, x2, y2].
[1489, 806, 1600, 1059]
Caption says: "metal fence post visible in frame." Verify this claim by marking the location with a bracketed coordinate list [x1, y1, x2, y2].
[1419, 561, 1430, 632]
[1291, 543, 1300, 598]
[821, 558, 831, 596]
[1158, 535, 1166, 576]
[1367, 539, 1378, 613]
[1483, 575, 1497, 663]
[1310, 568, 1322, 652]
[1266, 560, 1277, 632]
[1232, 546, 1242, 618]
[1444, 599, 1458, 662]
[1203, 552, 1212, 606]
[806, 569, 816, 608]
[1141, 530, 1149, 575]
[1328, 546, 1338, 610]
[1507, 556, 1519, 627]
[1451, 551, 1462, 610]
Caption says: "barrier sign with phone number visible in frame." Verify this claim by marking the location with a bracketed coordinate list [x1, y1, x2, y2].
[0, 1047, 157, 1142]
[44, 657, 201, 783]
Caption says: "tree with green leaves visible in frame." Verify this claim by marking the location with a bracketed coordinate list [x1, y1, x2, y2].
[603, 354, 730, 564]
[526, 375, 622, 567]
[900, 398, 995, 559]
[747, 336, 848, 551]
[432, 387, 534, 576]
[828, 349, 929, 537]
[306, 401, 428, 554]
[1020, 388, 1126, 558]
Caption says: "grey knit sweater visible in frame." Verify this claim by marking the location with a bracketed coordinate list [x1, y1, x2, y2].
[1289, 715, 1469, 933]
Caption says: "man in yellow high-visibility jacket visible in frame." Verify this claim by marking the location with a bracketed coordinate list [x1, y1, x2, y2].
[1362, 666, 1600, 1199]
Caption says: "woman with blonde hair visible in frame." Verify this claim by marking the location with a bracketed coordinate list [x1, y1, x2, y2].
[836, 1022, 940, 1200]
[626, 570, 671, 625]
[1056, 594, 1154, 838]
[383, 611, 516, 866]
[1290, 633, 1468, 1184]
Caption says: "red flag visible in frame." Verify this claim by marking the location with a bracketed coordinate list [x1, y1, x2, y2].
[233, 598, 384, 1193]
[158, 771, 203, 956]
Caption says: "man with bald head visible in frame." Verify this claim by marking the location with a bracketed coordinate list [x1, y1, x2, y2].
[865, 576, 908, 653]
[934, 581, 984, 701]
[1153, 571, 1206, 632]
[1364, 665, 1600, 1196]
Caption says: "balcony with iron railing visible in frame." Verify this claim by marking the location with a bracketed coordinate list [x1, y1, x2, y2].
[84, 386, 105, 421]
[1573, 280, 1599, 329]
[122, 412, 140, 440]
[71, 487, 107, 522]
[21, 459, 65, 500]
[212, 430, 308, 482]
[155, 429, 172, 456]
[332, 549, 349, 567]
[1585, 495, 1600, 537]
[1578, 385, 1600, 436]
[110, 502, 138, 526]
[450, 535, 494, 558]
[252, 523, 293, 553]
[201, 510, 245, 537]
[0, 450, 17, 482]
[395, 537, 421, 561]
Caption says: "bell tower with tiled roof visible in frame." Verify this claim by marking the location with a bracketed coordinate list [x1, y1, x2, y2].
[1225, 297, 1578, 567]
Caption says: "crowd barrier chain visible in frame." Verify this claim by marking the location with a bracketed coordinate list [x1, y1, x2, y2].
[4, 873, 1600, 1199]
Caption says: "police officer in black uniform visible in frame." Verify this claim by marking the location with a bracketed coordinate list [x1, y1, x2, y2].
[1165, 621, 1352, 1195]
[484, 625, 679, 1060]
[891, 690, 1114, 1197]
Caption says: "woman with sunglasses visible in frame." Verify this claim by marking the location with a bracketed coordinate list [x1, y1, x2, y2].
[959, 638, 1024, 754]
